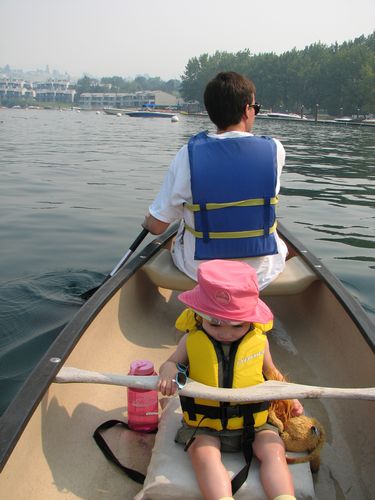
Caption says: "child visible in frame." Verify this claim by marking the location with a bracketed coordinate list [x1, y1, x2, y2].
[158, 260, 303, 500]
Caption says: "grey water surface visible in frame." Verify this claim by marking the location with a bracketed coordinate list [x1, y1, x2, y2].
[0, 108, 374, 413]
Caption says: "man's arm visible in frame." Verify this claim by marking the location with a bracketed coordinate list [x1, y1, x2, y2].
[142, 213, 170, 235]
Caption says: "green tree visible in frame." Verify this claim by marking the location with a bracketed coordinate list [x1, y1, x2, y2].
[179, 31, 375, 115]
[76, 75, 102, 95]
[100, 76, 125, 91]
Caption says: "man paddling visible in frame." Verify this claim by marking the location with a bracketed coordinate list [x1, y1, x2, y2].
[143, 71, 287, 290]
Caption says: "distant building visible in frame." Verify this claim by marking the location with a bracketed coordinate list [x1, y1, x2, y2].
[79, 90, 180, 109]
[33, 80, 75, 103]
[0, 79, 28, 99]
[34, 89, 76, 103]
[0, 78, 76, 103]
[181, 101, 202, 113]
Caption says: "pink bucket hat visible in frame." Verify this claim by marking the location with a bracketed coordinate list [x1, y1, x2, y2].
[178, 260, 273, 323]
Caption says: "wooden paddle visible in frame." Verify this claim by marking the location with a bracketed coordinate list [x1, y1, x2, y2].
[80, 228, 149, 300]
[55, 367, 375, 401]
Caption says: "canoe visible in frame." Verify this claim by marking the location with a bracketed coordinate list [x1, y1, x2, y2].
[0, 223, 374, 499]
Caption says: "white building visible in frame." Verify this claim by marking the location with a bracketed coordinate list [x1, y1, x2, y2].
[34, 89, 76, 103]
[0, 78, 75, 103]
[79, 90, 179, 109]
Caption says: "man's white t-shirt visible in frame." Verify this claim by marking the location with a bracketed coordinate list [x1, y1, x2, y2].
[149, 131, 288, 290]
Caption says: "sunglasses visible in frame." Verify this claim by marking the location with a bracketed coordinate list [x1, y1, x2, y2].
[173, 363, 188, 389]
[248, 102, 261, 115]
[207, 318, 247, 327]
[197, 311, 247, 327]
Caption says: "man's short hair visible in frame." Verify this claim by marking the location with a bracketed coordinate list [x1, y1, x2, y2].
[204, 72, 256, 130]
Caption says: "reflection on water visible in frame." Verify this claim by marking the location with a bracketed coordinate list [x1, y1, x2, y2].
[0, 109, 374, 413]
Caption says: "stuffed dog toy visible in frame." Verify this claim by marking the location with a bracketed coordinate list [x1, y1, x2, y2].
[267, 371, 326, 473]
[268, 410, 325, 472]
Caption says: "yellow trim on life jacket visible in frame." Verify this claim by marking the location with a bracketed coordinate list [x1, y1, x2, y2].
[175, 308, 197, 333]
[185, 196, 278, 212]
[184, 328, 268, 431]
[254, 319, 273, 334]
[184, 221, 277, 239]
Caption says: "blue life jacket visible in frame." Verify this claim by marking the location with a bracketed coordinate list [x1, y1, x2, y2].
[186, 131, 278, 260]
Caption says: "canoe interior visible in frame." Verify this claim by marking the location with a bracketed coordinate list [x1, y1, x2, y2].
[0, 233, 374, 499]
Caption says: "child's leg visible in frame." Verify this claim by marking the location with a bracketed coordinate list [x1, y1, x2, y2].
[188, 434, 232, 500]
[252, 430, 295, 500]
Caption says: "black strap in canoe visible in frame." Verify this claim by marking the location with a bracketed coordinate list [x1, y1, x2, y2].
[231, 409, 256, 494]
[93, 419, 157, 484]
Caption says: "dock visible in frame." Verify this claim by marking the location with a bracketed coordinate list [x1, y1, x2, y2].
[256, 115, 375, 128]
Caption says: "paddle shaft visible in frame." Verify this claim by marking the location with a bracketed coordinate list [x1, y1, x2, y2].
[110, 228, 149, 276]
[55, 367, 375, 402]
[80, 228, 149, 299]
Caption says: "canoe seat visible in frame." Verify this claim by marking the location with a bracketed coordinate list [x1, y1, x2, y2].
[142, 250, 196, 291]
[142, 250, 317, 295]
[135, 397, 315, 500]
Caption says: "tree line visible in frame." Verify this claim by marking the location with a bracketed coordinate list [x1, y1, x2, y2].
[76, 75, 180, 95]
[4, 32, 373, 115]
[180, 32, 375, 116]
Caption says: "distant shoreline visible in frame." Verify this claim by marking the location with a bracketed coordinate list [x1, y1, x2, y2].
[2, 106, 374, 128]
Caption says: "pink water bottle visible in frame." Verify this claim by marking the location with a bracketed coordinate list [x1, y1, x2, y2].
[127, 360, 159, 431]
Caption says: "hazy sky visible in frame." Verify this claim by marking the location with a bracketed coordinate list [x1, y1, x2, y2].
[1, 0, 374, 80]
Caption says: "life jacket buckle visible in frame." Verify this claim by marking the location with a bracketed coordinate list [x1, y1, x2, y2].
[224, 405, 241, 419]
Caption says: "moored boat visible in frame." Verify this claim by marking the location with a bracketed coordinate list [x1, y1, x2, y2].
[126, 110, 178, 118]
[179, 111, 209, 117]
[0, 223, 374, 499]
[103, 107, 128, 115]
[334, 117, 355, 122]
[362, 118, 375, 126]
[266, 112, 307, 120]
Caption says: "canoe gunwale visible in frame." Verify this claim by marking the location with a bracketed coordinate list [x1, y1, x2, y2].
[278, 224, 375, 352]
[0, 222, 373, 473]
[0, 224, 178, 472]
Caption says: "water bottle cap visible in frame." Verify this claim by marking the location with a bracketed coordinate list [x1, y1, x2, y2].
[129, 360, 155, 375]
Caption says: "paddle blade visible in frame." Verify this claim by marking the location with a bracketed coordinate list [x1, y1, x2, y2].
[80, 285, 100, 300]
[80, 275, 110, 300]
[80, 228, 149, 300]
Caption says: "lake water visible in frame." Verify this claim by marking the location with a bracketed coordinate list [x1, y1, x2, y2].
[0, 108, 374, 413]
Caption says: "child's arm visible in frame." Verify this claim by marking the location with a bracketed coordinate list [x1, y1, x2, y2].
[263, 338, 304, 416]
[158, 334, 188, 396]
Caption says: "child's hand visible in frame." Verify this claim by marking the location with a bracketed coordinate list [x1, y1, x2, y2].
[291, 399, 304, 416]
[158, 361, 179, 396]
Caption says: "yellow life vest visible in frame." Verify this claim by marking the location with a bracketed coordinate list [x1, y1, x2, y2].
[178, 313, 270, 431]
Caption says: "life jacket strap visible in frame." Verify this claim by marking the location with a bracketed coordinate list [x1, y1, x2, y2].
[263, 197, 271, 235]
[199, 203, 210, 243]
[185, 196, 278, 212]
[184, 221, 277, 239]
[231, 409, 256, 495]
[180, 396, 269, 425]
[182, 415, 207, 452]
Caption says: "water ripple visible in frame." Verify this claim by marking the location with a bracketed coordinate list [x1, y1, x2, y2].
[0, 269, 104, 412]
